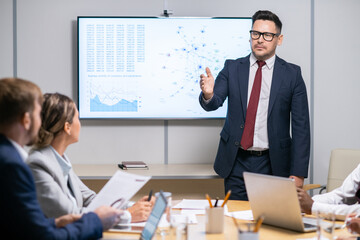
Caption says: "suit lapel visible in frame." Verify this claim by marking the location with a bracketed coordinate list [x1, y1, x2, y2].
[68, 172, 82, 207]
[268, 56, 285, 117]
[44, 148, 67, 190]
[43, 147, 73, 197]
[238, 56, 250, 118]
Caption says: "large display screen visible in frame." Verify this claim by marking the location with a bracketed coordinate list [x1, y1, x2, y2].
[78, 17, 252, 119]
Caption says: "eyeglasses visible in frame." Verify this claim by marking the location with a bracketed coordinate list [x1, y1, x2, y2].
[250, 30, 280, 42]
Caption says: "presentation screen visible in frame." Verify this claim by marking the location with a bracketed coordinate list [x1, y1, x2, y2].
[78, 17, 252, 119]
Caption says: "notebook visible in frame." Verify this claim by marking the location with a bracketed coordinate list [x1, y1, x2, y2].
[243, 172, 318, 232]
[119, 161, 148, 170]
[110, 190, 168, 240]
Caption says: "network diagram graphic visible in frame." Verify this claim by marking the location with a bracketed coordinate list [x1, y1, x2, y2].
[159, 26, 232, 96]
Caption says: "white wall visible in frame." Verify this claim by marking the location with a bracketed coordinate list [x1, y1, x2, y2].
[0, 0, 330, 181]
[313, 0, 360, 185]
[0, 0, 13, 77]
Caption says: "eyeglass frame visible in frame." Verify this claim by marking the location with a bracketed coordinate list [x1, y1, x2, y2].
[249, 30, 280, 42]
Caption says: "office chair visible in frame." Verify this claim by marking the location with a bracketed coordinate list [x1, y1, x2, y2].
[326, 148, 360, 192]
[303, 148, 360, 193]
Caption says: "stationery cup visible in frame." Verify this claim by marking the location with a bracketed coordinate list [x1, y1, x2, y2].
[316, 211, 336, 240]
[155, 192, 172, 236]
[237, 222, 259, 240]
[205, 207, 224, 233]
[238, 231, 259, 240]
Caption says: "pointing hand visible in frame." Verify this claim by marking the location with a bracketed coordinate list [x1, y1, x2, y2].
[200, 67, 214, 100]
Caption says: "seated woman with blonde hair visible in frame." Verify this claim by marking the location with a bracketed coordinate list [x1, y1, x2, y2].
[27, 93, 154, 223]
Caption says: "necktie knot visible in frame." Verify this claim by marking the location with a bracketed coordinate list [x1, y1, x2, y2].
[257, 60, 266, 68]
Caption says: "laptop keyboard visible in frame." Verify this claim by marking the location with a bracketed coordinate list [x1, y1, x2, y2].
[303, 217, 318, 230]
[304, 222, 317, 228]
[303, 217, 342, 230]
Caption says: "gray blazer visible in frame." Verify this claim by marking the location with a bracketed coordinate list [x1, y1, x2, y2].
[26, 146, 96, 218]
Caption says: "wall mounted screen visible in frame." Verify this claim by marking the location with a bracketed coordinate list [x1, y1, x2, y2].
[78, 17, 252, 119]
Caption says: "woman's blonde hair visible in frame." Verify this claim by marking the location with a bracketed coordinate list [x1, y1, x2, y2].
[35, 93, 76, 149]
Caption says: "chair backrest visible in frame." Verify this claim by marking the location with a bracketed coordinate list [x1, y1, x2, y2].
[327, 148, 360, 192]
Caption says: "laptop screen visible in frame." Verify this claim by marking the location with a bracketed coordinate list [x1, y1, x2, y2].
[140, 190, 167, 240]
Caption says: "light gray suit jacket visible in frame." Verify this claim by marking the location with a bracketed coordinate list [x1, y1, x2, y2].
[26, 146, 96, 218]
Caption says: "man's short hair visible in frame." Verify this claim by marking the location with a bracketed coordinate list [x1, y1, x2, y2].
[252, 10, 282, 33]
[0, 78, 43, 126]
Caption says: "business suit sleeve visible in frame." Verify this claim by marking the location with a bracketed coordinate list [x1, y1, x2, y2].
[290, 67, 310, 177]
[28, 159, 82, 218]
[1, 159, 103, 239]
[199, 60, 230, 111]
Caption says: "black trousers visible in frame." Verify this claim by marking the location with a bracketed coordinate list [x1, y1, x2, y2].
[224, 148, 272, 200]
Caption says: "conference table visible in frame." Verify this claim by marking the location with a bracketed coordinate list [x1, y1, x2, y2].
[102, 200, 355, 240]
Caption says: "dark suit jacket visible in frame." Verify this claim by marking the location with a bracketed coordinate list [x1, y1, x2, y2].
[0, 134, 103, 240]
[199, 55, 310, 179]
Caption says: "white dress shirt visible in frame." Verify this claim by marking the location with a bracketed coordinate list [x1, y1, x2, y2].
[247, 53, 275, 151]
[311, 164, 360, 220]
[50, 146, 79, 212]
[8, 138, 28, 161]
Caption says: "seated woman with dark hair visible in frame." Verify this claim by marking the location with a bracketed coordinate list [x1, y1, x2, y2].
[27, 93, 154, 223]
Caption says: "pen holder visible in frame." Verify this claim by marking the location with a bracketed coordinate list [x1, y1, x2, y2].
[205, 207, 224, 234]
[238, 231, 259, 240]
[237, 222, 259, 240]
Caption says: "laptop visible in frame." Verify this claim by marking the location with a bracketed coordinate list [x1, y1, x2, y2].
[243, 172, 318, 232]
[110, 190, 168, 240]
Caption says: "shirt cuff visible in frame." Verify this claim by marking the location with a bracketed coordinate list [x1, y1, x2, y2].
[118, 210, 132, 224]
[202, 95, 212, 104]
[311, 201, 321, 214]
[125, 201, 135, 208]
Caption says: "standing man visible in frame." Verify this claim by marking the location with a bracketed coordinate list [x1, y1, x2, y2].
[199, 10, 310, 200]
[0, 77, 122, 239]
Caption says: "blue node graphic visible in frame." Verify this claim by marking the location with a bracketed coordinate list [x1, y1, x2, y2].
[90, 95, 138, 112]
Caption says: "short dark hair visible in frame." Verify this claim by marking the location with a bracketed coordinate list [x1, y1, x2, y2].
[252, 10, 282, 33]
[0, 78, 43, 127]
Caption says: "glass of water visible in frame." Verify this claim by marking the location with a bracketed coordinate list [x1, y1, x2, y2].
[316, 211, 336, 240]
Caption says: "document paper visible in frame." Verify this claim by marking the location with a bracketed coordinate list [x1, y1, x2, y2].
[86, 170, 150, 211]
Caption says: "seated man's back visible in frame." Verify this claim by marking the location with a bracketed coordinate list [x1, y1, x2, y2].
[0, 134, 103, 239]
[0, 77, 122, 239]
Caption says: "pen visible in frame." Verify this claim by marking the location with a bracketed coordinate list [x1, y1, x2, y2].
[221, 190, 232, 207]
[214, 197, 219, 207]
[147, 190, 153, 201]
[205, 194, 213, 208]
[342, 213, 360, 229]
[232, 214, 242, 233]
[253, 215, 264, 232]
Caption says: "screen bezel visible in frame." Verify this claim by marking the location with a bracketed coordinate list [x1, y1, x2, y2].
[140, 190, 168, 240]
[77, 16, 252, 120]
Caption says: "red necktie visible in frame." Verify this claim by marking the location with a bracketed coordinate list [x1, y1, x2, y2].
[240, 60, 266, 150]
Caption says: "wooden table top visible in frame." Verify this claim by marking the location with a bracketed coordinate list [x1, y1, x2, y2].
[102, 200, 356, 240]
